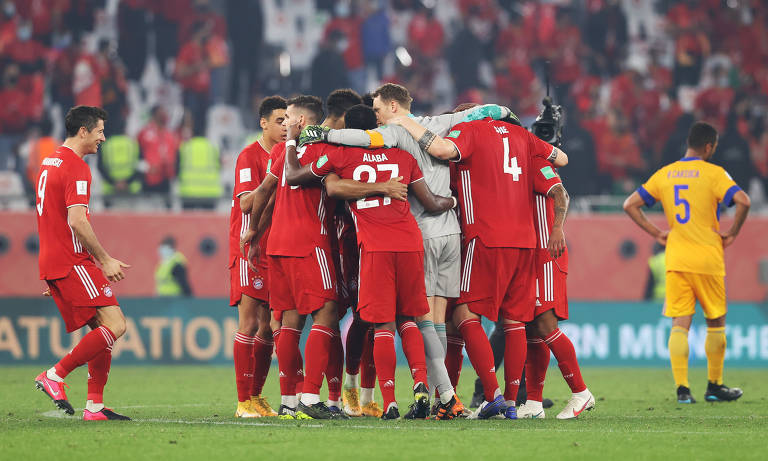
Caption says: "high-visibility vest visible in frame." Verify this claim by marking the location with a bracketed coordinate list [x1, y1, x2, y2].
[648, 252, 666, 301]
[155, 252, 187, 296]
[178, 137, 222, 199]
[101, 135, 141, 195]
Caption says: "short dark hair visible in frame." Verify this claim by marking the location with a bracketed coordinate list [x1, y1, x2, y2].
[362, 92, 374, 107]
[326, 89, 363, 119]
[161, 236, 176, 248]
[65, 106, 108, 137]
[287, 95, 324, 124]
[258, 95, 287, 120]
[687, 121, 718, 149]
[372, 83, 412, 110]
[344, 104, 378, 131]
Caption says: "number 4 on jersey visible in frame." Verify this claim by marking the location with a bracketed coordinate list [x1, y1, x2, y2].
[502, 137, 522, 181]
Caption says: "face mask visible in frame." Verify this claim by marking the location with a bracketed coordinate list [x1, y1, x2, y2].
[159, 245, 174, 260]
[18, 25, 32, 41]
[335, 3, 350, 18]
[3, 3, 15, 17]
[336, 38, 349, 53]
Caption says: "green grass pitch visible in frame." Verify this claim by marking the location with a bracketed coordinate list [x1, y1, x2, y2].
[2, 366, 767, 460]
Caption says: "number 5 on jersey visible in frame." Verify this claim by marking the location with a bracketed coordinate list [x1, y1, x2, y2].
[353, 163, 399, 209]
[674, 184, 690, 224]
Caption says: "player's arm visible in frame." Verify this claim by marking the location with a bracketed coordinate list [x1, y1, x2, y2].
[409, 178, 456, 214]
[239, 190, 256, 214]
[547, 147, 568, 167]
[284, 141, 321, 186]
[388, 116, 459, 161]
[67, 206, 130, 281]
[623, 191, 668, 246]
[324, 173, 408, 201]
[547, 184, 570, 259]
[720, 190, 750, 248]
[240, 175, 277, 258]
[416, 104, 514, 136]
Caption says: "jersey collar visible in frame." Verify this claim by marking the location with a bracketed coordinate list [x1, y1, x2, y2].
[679, 156, 701, 162]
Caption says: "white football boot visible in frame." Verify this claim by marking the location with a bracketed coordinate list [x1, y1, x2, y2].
[517, 400, 546, 419]
[556, 389, 595, 419]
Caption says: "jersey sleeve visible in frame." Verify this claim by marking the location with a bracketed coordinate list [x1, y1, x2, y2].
[268, 148, 285, 181]
[532, 156, 562, 195]
[526, 130, 556, 161]
[233, 151, 257, 197]
[444, 122, 476, 161]
[310, 146, 342, 177]
[637, 169, 663, 207]
[64, 163, 91, 207]
[714, 168, 741, 207]
[409, 154, 424, 184]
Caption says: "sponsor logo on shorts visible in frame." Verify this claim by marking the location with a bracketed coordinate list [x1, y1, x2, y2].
[253, 277, 264, 290]
[103, 286, 113, 297]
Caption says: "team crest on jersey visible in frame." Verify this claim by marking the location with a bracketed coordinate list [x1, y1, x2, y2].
[447, 130, 461, 139]
[253, 277, 264, 290]
[348, 279, 358, 291]
[103, 286, 113, 297]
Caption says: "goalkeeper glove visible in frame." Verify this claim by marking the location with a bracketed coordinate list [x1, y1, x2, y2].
[299, 125, 330, 147]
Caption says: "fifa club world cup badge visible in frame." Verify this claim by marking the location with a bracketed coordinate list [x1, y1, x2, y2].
[253, 277, 264, 290]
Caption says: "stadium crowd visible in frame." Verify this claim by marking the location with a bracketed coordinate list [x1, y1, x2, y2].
[1, 0, 767, 209]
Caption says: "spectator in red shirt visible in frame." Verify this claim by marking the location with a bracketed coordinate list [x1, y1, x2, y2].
[175, 20, 212, 136]
[72, 39, 102, 108]
[138, 106, 180, 206]
[407, 5, 443, 60]
[324, 3, 365, 93]
[0, 63, 30, 169]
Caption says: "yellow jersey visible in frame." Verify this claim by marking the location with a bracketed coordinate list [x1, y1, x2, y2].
[638, 157, 740, 276]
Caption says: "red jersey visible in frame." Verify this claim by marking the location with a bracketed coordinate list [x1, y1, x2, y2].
[228, 140, 271, 267]
[36, 146, 95, 280]
[266, 143, 336, 257]
[531, 157, 569, 272]
[447, 119, 555, 248]
[311, 145, 424, 252]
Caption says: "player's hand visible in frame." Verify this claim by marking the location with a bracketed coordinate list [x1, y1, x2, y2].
[299, 125, 330, 147]
[286, 118, 302, 141]
[247, 243, 261, 272]
[719, 231, 736, 248]
[547, 226, 566, 259]
[43, 288, 51, 297]
[240, 228, 257, 259]
[102, 257, 130, 282]
[382, 176, 408, 201]
[655, 230, 669, 246]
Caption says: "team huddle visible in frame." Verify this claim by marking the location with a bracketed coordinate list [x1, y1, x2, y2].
[228, 83, 593, 421]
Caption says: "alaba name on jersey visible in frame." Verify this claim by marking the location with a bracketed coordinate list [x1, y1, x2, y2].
[36, 146, 94, 280]
[267, 142, 336, 257]
[311, 145, 425, 253]
[228, 140, 272, 266]
[531, 155, 569, 273]
[446, 119, 557, 249]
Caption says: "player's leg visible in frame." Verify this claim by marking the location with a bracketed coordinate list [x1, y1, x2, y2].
[444, 315, 465, 389]
[251, 299, 277, 416]
[298, 300, 339, 419]
[343, 313, 367, 416]
[518, 323, 548, 418]
[664, 271, 697, 403]
[698, 274, 741, 401]
[373, 321, 399, 419]
[398, 316, 431, 419]
[472, 316, 504, 408]
[276, 309, 304, 418]
[325, 328, 344, 412]
[359, 325, 381, 416]
[234, 294, 260, 417]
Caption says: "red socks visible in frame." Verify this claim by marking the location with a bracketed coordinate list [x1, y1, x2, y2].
[234, 333, 256, 402]
[503, 323, 526, 403]
[457, 318, 499, 401]
[544, 328, 586, 393]
[251, 335, 273, 397]
[326, 331, 343, 401]
[277, 327, 302, 396]
[86, 346, 112, 403]
[360, 327, 376, 389]
[525, 337, 550, 402]
[303, 325, 334, 395]
[55, 326, 116, 378]
[373, 329, 397, 410]
[445, 334, 464, 389]
[397, 321, 428, 387]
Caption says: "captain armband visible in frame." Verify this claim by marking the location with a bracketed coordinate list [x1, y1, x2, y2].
[418, 130, 437, 151]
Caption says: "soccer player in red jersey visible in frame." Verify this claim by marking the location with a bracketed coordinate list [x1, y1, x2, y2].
[34, 106, 130, 421]
[229, 96, 286, 418]
[390, 114, 568, 419]
[243, 96, 407, 419]
[287, 104, 457, 419]
[517, 157, 594, 419]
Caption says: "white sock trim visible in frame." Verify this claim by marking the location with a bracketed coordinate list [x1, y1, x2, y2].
[46, 367, 64, 382]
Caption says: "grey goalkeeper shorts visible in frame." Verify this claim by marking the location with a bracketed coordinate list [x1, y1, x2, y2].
[423, 234, 461, 298]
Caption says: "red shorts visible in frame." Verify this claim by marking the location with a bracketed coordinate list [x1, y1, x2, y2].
[357, 247, 429, 324]
[46, 264, 119, 333]
[458, 238, 536, 322]
[268, 248, 337, 315]
[535, 258, 568, 320]
[229, 256, 269, 306]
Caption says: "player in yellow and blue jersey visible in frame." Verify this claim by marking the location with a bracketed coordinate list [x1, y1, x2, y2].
[623, 121, 750, 404]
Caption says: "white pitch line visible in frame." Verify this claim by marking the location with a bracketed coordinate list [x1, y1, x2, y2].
[38, 410, 762, 435]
